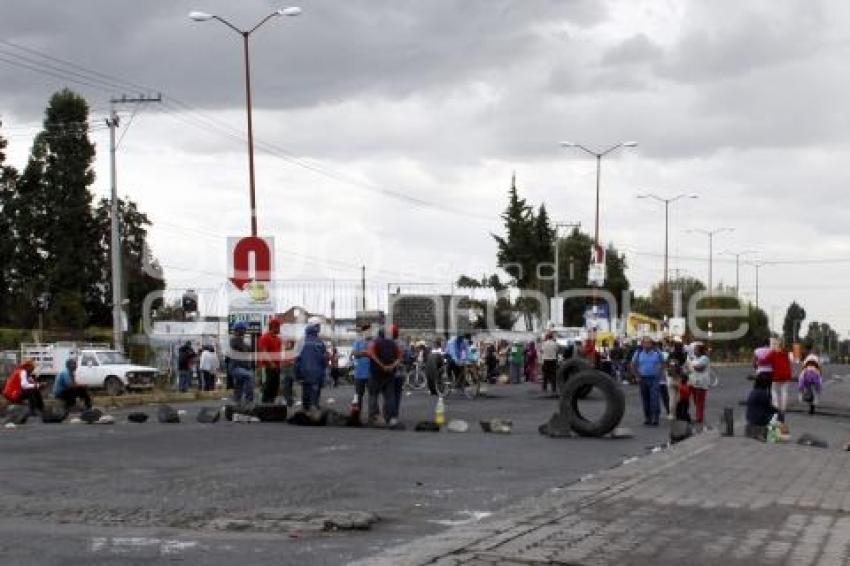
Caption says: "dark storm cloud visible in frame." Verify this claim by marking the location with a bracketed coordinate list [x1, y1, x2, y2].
[0, 0, 607, 120]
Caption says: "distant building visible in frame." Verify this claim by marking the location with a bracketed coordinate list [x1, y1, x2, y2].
[388, 294, 472, 338]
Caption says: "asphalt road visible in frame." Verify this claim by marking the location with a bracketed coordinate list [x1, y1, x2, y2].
[2, 364, 846, 565]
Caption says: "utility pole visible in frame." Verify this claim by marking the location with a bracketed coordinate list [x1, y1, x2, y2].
[750, 261, 767, 311]
[637, 192, 698, 314]
[361, 265, 366, 311]
[688, 227, 733, 293]
[106, 94, 161, 352]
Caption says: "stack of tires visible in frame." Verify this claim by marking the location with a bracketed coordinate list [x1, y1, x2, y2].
[551, 358, 625, 438]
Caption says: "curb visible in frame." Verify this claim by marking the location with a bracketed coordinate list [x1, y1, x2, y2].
[349, 432, 719, 566]
[94, 390, 226, 409]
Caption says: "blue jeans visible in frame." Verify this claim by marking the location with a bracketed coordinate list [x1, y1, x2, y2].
[509, 362, 522, 384]
[231, 367, 255, 406]
[178, 370, 192, 392]
[639, 376, 660, 423]
[302, 381, 322, 411]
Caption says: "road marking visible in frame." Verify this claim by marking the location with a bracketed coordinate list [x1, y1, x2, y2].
[90, 537, 198, 555]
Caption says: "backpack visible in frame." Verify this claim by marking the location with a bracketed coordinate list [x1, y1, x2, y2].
[802, 385, 815, 404]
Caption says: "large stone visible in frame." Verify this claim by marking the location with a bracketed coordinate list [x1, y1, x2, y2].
[540, 412, 573, 438]
[610, 427, 635, 439]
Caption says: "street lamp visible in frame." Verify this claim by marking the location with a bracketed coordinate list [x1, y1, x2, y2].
[189, 6, 302, 236]
[747, 260, 768, 311]
[720, 249, 757, 297]
[560, 141, 638, 247]
[687, 227, 734, 293]
[636, 192, 698, 313]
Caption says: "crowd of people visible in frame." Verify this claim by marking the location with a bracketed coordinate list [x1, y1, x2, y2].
[1, 323, 825, 436]
[745, 338, 823, 440]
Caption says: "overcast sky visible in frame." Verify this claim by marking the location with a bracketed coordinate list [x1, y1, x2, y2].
[2, 0, 850, 333]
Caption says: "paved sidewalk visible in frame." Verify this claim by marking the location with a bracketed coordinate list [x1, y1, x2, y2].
[355, 379, 850, 566]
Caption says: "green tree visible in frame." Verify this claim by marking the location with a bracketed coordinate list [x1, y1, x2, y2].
[92, 198, 165, 331]
[39, 89, 101, 327]
[782, 301, 806, 345]
[532, 203, 555, 293]
[554, 228, 630, 326]
[803, 321, 838, 356]
[0, 120, 18, 324]
[6, 131, 50, 326]
[492, 178, 536, 289]
[456, 273, 515, 330]
[633, 276, 707, 320]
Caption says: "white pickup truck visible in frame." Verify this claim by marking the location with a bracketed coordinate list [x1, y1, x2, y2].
[21, 343, 159, 396]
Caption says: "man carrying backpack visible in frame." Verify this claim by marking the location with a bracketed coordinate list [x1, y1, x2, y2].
[367, 326, 403, 427]
[630, 337, 665, 426]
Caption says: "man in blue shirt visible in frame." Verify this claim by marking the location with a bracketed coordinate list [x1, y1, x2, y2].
[630, 337, 664, 426]
[350, 325, 372, 422]
[445, 334, 470, 386]
[53, 358, 93, 410]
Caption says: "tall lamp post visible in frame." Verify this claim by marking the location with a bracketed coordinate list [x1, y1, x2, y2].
[720, 249, 757, 297]
[559, 141, 638, 247]
[636, 192, 698, 313]
[748, 260, 768, 311]
[190, 7, 302, 236]
[687, 227, 734, 293]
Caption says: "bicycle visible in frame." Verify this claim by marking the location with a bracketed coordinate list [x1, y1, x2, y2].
[405, 360, 427, 391]
[435, 358, 481, 399]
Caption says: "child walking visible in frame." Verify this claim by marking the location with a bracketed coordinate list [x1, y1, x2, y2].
[798, 354, 823, 415]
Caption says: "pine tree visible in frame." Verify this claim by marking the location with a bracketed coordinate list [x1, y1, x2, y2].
[782, 301, 806, 345]
[492, 173, 535, 288]
[7, 132, 50, 326]
[93, 198, 165, 330]
[0, 120, 19, 324]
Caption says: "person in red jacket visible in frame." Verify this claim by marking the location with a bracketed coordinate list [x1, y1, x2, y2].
[766, 338, 793, 422]
[258, 318, 283, 403]
[3, 360, 44, 415]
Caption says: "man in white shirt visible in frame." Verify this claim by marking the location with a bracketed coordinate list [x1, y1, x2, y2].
[541, 332, 559, 393]
[198, 346, 220, 391]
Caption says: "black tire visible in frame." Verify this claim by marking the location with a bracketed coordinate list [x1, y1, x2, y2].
[559, 369, 625, 438]
[556, 358, 591, 396]
[104, 376, 124, 396]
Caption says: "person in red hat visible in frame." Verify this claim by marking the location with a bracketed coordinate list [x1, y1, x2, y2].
[258, 318, 283, 403]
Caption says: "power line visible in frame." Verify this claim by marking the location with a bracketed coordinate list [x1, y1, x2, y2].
[0, 40, 497, 222]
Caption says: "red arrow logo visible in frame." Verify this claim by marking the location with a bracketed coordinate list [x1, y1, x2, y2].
[230, 236, 272, 290]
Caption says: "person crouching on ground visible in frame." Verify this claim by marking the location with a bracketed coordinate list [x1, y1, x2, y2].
[798, 354, 823, 415]
[675, 374, 692, 423]
[746, 374, 777, 440]
[294, 319, 328, 419]
[3, 359, 45, 416]
[53, 358, 92, 411]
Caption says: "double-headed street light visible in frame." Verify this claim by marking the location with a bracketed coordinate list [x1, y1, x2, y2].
[189, 7, 302, 236]
[720, 249, 758, 297]
[636, 192, 699, 312]
[687, 227, 734, 293]
[560, 141, 638, 247]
